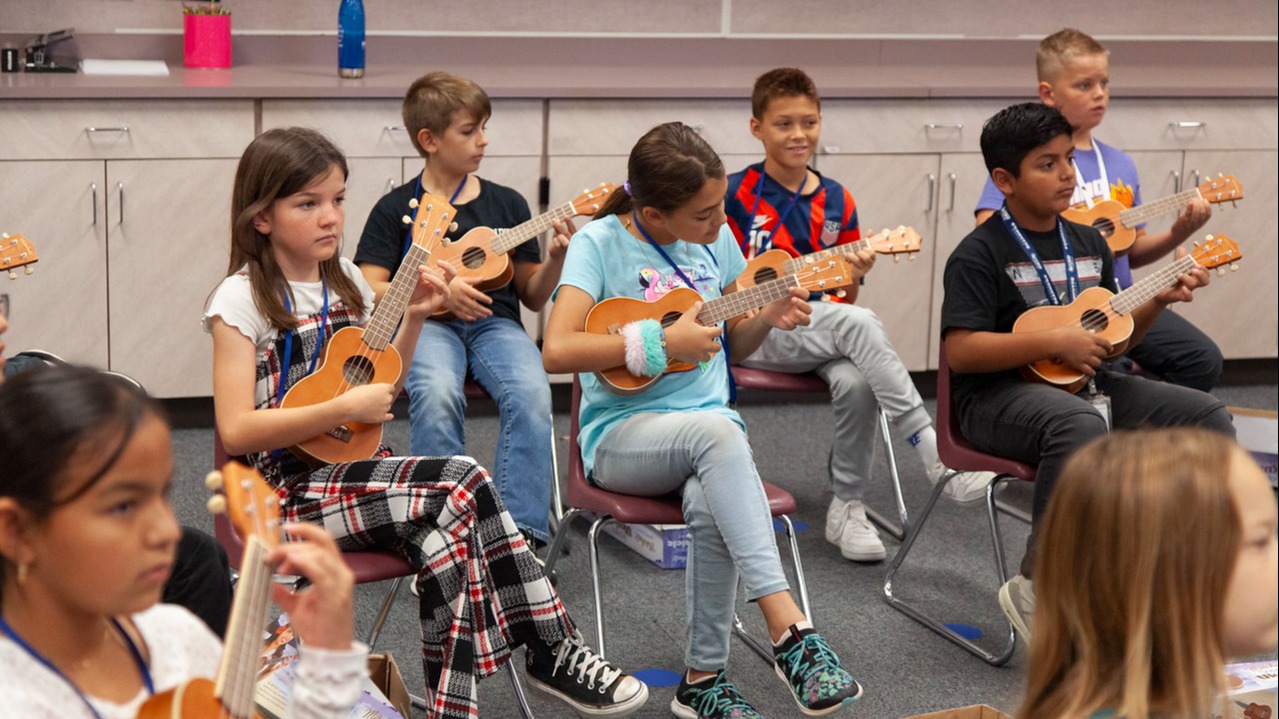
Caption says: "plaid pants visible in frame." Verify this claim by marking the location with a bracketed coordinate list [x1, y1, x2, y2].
[271, 452, 573, 719]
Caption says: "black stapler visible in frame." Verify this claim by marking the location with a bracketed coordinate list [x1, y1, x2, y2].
[25, 28, 78, 73]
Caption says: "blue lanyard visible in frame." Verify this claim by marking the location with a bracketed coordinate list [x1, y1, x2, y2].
[274, 282, 329, 409]
[631, 212, 736, 404]
[0, 616, 155, 719]
[401, 173, 468, 259]
[742, 167, 806, 256]
[999, 204, 1079, 305]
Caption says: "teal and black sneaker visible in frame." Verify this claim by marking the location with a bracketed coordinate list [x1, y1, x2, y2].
[773, 623, 863, 716]
[670, 670, 763, 719]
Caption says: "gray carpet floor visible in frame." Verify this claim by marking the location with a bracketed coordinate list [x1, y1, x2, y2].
[167, 372, 1278, 719]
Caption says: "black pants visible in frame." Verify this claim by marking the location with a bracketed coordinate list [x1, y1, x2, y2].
[1123, 309, 1223, 392]
[163, 526, 233, 637]
[958, 369, 1234, 577]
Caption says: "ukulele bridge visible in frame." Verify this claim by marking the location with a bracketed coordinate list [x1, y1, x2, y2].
[326, 425, 354, 443]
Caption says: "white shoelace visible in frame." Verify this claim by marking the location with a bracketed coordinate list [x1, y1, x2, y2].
[553, 635, 622, 691]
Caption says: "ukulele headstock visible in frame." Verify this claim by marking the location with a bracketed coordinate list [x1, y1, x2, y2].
[569, 183, 617, 217]
[1190, 234, 1243, 275]
[206, 462, 282, 550]
[864, 226, 924, 263]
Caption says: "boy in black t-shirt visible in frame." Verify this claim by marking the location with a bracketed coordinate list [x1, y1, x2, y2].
[941, 102, 1233, 641]
[355, 72, 569, 554]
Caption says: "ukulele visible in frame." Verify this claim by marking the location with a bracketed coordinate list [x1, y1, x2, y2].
[1062, 174, 1242, 255]
[2, 232, 39, 279]
[728, 226, 922, 293]
[138, 462, 278, 719]
[1014, 234, 1241, 392]
[281, 195, 454, 466]
[429, 183, 615, 318]
[588, 256, 854, 395]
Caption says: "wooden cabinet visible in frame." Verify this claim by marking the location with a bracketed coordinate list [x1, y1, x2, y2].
[0, 100, 253, 396]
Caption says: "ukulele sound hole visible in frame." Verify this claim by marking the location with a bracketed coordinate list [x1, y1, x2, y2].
[753, 267, 779, 284]
[1092, 218, 1115, 238]
[461, 246, 488, 270]
[342, 356, 376, 386]
[1080, 308, 1109, 333]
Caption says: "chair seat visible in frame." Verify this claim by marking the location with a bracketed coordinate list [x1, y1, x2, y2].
[345, 550, 417, 584]
[731, 366, 829, 393]
[567, 476, 796, 525]
[938, 429, 1036, 482]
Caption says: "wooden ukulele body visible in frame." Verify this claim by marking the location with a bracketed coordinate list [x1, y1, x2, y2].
[727, 249, 792, 292]
[137, 677, 264, 718]
[585, 288, 704, 396]
[1061, 199, 1136, 255]
[433, 226, 516, 294]
[280, 326, 403, 466]
[1012, 286, 1133, 392]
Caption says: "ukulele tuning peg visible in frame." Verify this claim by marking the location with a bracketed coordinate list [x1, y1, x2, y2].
[206, 495, 227, 515]
[205, 471, 224, 490]
[1230, 262, 1240, 272]
[835, 289, 847, 299]
[893, 255, 901, 264]
[1, 232, 8, 239]
[408, 198, 419, 209]
[1217, 267, 1226, 277]
[401, 215, 412, 225]
[8, 270, 17, 280]
[24, 266, 33, 275]
[449, 222, 459, 233]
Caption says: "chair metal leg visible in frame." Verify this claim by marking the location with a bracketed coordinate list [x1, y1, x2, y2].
[586, 515, 611, 660]
[505, 660, 538, 719]
[732, 514, 812, 664]
[994, 498, 1032, 525]
[543, 508, 583, 577]
[548, 410, 565, 537]
[865, 409, 910, 541]
[365, 576, 405, 650]
[882, 470, 1017, 666]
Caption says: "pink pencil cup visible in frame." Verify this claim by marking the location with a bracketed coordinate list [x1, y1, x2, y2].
[184, 13, 232, 69]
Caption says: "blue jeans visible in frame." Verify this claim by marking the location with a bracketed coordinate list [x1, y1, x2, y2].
[405, 316, 553, 541]
[591, 412, 790, 671]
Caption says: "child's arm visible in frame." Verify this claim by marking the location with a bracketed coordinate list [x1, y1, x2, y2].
[357, 264, 392, 303]
[945, 326, 1113, 376]
[513, 218, 574, 312]
[211, 320, 397, 456]
[542, 285, 724, 374]
[1126, 198, 1212, 268]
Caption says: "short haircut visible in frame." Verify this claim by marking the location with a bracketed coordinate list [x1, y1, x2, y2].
[980, 102, 1074, 178]
[1037, 28, 1109, 82]
[401, 72, 492, 158]
[751, 67, 820, 119]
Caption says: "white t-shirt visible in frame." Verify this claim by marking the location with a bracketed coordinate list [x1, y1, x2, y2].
[0, 603, 368, 718]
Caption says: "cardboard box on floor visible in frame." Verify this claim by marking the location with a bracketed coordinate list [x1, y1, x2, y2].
[1218, 659, 1277, 719]
[900, 705, 1012, 719]
[1231, 407, 1278, 488]
[583, 510, 689, 569]
[368, 652, 412, 719]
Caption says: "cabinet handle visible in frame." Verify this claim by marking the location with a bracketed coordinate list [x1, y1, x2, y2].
[1168, 121, 1205, 129]
[91, 182, 98, 226]
[947, 173, 957, 212]
[820, 145, 841, 154]
[387, 177, 396, 192]
[1170, 170, 1181, 193]
[925, 122, 963, 131]
[925, 173, 936, 213]
[691, 124, 705, 135]
[85, 126, 130, 134]
[117, 182, 125, 225]
[384, 125, 407, 132]
[1191, 169, 1201, 189]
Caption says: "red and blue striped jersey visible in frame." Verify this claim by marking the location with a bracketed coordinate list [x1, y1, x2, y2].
[725, 162, 861, 260]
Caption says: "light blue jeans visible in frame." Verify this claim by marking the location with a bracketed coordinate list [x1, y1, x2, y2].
[591, 411, 790, 671]
[405, 316, 553, 541]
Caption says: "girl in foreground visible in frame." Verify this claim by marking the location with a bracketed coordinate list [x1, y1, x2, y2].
[1021, 427, 1278, 719]
[543, 121, 863, 718]
[0, 365, 365, 717]
[204, 127, 644, 719]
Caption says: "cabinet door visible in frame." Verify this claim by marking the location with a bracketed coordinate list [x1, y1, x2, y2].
[816, 153, 941, 371]
[1177, 150, 1277, 358]
[105, 159, 238, 397]
[343, 158, 405, 261]
[0, 160, 109, 368]
[929, 153, 995, 369]
[1127, 151, 1186, 238]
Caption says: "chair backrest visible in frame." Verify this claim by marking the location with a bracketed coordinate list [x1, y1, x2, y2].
[935, 340, 1036, 479]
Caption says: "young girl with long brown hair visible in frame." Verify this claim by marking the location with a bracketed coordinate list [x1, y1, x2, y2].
[1021, 428, 1277, 719]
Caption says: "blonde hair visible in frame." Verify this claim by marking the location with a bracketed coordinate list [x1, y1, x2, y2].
[1037, 28, 1109, 82]
[1020, 428, 1240, 719]
[401, 71, 492, 158]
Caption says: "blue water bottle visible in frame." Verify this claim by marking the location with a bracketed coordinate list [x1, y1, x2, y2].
[337, 0, 365, 78]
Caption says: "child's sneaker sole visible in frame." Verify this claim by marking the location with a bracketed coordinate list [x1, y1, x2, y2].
[525, 673, 649, 718]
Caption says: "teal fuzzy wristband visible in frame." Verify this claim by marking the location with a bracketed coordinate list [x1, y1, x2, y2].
[637, 319, 667, 377]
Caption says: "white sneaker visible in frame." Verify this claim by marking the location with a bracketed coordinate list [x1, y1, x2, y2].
[825, 497, 886, 562]
[999, 574, 1035, 640]
[928, 463, 996, 506]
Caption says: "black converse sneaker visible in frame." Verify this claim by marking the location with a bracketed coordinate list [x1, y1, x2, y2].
[773, 622, 862, 716]
[671, 670, 764, 719]
[525, 631, 648, 717]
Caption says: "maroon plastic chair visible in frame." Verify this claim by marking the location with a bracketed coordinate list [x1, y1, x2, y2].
[541, 377, 812, 663]
[211, 431, 536, 717]
[729, 365, 910, 540]
[880, 343, 1036, 666]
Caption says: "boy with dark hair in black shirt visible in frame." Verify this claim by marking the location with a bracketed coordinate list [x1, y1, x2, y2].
[942, 102, 1234, 640]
